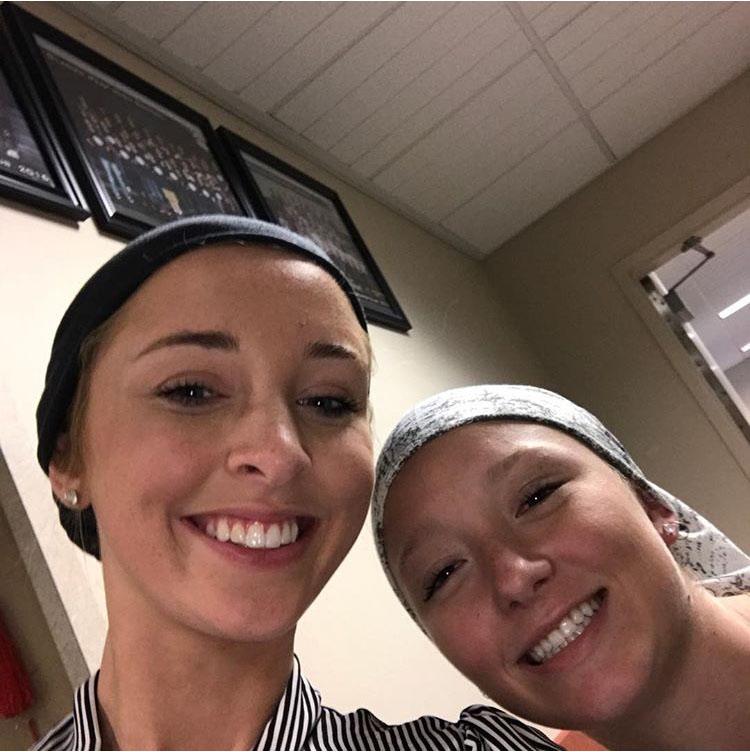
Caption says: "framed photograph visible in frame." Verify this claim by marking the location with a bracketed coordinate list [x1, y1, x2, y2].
[2, 3, 253, 238]
[0, 22, 87, 220]
[218, 127, 411, 333]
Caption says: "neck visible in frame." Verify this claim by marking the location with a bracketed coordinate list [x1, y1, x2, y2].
[589, 591, 750, 750]
[97, 598, 295, 750]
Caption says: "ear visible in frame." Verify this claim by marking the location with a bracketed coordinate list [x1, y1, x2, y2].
[48, 434, 86, 509]
[637, 488, 679, 544]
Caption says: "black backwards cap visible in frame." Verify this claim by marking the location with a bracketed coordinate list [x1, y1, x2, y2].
[36, 214, 367, 558]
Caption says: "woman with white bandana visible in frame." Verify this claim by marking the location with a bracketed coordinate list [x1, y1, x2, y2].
[373, 385, 750, 750]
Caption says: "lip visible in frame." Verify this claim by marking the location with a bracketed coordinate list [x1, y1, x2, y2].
[181, 514, 317, 569]
[517, 588, 607, 666]
[186, 506, 314, 525]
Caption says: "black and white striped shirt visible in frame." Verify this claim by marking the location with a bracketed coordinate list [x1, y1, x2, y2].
[35, 656, 561, 750]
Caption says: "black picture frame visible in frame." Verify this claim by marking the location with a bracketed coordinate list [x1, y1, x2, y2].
[218, 127, 411, 333]
[0, 19, 87, 221]
[1, 3, 253, 239]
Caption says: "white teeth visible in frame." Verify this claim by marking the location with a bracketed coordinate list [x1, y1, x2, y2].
[216, 518, 230, 543]
[527, 594, 603, 665]
[230, 522, 246, 545]
[203, 516, 301, 550]
[245, 521, 265, 549]
[280, 522, 292, 545]
[265, 524, 281, 549]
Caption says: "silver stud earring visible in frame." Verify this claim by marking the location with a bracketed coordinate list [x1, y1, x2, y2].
[663, 521, 679, 539]
[63, 489, 79, 507]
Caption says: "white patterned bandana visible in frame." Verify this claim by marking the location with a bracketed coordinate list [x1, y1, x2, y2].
[372, 385, 750, 617]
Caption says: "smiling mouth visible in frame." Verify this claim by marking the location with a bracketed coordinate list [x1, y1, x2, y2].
[189, 515, 312, 550]
[523, 589, 606, 665]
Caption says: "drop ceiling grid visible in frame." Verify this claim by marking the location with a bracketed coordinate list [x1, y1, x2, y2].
[57, 1, 750, 259]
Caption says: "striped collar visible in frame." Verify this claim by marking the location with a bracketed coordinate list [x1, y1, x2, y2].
[37, 655, 321, 751]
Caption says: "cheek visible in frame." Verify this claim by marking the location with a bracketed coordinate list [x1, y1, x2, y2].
[85, 409, 217, 535]
[315, 427, 373, 516]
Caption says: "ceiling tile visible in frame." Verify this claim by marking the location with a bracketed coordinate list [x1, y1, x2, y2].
[568, 2, 728, 109]
[528, 1, 591, 41]
[273, 2, 449, 132]
[351, 30, 530, 178]
[202, 3, 339, 92]
[302, 3, 498, 151]
[334, 7, 521, 167]
[371, 53, 550, 195]
[591, 3, 750, 157]
[441, 122, 608, 253]
[239, 3, 395, 112]
[161, 2, 271, 69]
[546, 2, 630, 62]
[113, 1, 201, 42]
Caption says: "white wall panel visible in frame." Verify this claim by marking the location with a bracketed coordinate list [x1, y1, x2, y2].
[274, 3, 449, 132]
[302, 3, 497, 151]
[442, 122, 608, 252]
[239, 3, 395, 112]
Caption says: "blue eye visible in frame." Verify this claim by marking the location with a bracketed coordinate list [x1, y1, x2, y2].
[158, 381, 218, 407]
[518, 482, 562, 516]
[424, 560, 465, 602]
[298, 395, 359, 418]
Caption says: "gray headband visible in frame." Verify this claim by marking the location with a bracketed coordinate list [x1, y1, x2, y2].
[373, 385, 750, 617]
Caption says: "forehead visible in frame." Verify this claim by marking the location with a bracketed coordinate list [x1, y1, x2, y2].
[387, 421, 596, 499]
[107, 242, 365, 348]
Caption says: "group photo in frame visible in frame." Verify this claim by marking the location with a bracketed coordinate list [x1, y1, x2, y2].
[218, 127, 411, 333]
[1, 3, 253, 239]
[0, 20, 87, 221]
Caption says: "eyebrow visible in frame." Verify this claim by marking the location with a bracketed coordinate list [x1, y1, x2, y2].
[136, 330, 239, 359]
[304, 340, 360, 361]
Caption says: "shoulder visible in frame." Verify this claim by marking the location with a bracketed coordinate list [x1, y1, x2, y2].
[32, 712, 76, 751]
[308, 704, 562, 751]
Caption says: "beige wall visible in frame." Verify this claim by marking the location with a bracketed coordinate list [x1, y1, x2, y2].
[0, 2, 549, 730]
[727, 358, 750, 411]
[487, 69, 750, 550]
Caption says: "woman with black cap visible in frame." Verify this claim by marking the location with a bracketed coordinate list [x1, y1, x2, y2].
[373, 385, 750, 749]
[34, 217, 559, 750]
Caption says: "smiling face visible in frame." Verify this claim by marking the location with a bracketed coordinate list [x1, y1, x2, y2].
[52, 243, 373, 645]
[383, 421, 693, 732]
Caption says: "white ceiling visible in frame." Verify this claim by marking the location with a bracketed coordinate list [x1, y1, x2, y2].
[62, 1, 750, 258]
[653, 207, 750, 374]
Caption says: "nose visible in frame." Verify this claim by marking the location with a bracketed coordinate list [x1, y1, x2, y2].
[226, 402, 311, 488]
[491, 545, 552, 612]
